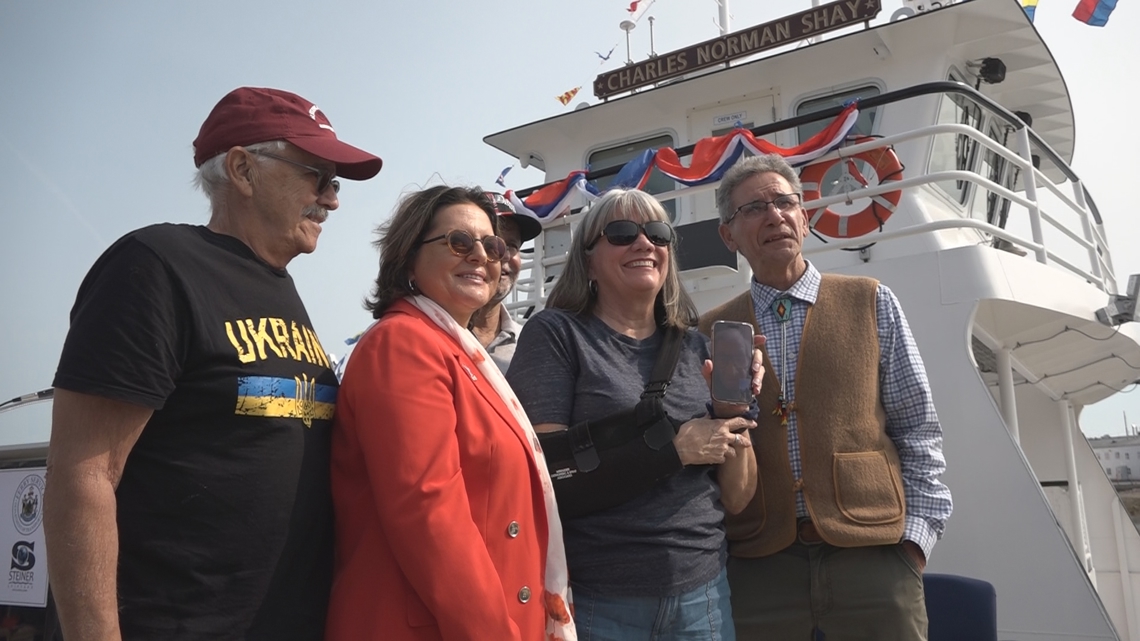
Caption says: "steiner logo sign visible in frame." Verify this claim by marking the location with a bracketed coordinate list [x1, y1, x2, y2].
[0, 470, 47, 607]
[594, 0, 882, 99]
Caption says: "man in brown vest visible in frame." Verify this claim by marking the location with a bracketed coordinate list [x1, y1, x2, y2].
[698, 154, 952, 640]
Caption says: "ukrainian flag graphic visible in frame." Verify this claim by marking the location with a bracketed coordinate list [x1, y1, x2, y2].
[235, 375, 336, 427]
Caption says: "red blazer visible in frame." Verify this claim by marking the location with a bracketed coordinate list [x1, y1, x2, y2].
[326, 300, 549, 641]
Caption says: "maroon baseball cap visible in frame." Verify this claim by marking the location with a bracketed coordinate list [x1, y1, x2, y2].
[193, 87, 382, 180]
[486, 192, 542, 242]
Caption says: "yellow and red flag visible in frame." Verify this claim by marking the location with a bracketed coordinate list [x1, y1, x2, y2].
[556, 87, 581, 106]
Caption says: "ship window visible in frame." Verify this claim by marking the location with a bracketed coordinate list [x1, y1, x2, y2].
[588, 134, 677, 221]
[970, 122, 1021, 228]
[796, 86, 881, 143]
[930, 91, 983, 205]
[1117, 452, 1121, 459]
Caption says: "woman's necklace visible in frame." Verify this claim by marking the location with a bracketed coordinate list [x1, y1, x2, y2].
[771, 297, 795, 426]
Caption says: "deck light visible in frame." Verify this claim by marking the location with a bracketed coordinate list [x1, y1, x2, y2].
[977, 57, 1007, 84]
[1096, 274, 1140, 326]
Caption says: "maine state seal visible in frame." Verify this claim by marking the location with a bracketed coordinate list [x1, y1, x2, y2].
[12, 474, 45, 536]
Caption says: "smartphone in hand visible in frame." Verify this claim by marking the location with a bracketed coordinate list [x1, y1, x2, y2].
[710, 320, 755, 405]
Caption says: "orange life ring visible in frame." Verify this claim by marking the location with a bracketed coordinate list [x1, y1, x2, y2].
[799, 138, 903, 239]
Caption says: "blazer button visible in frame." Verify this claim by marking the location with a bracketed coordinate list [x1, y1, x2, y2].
[507, 521, 520, 538]
[518, 586, 531, 603]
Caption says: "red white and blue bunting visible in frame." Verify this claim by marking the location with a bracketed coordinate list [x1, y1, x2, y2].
[507, 103, 859, 223]
[506, 171, 599, 222]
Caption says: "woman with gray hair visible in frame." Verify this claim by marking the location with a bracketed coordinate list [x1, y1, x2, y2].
[507, 188, 760, 640]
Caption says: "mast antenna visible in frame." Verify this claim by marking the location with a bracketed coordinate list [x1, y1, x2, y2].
[648, 16, 657, 56]
[716, 0, 731, 35]
[620, 20, 636, 64]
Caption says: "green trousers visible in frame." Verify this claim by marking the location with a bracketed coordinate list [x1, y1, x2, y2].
[727, 542, 927, 641]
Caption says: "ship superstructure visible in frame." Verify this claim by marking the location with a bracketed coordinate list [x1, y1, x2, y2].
[487, 1, 1140, 638]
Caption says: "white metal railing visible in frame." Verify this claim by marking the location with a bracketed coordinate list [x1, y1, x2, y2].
[504, 109, 1116, 317]
[797, 124, 1113, 285]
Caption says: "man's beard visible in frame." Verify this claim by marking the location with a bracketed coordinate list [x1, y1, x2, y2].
[491, 273, 517, 304]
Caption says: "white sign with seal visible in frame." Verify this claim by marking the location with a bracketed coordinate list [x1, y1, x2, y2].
[0, 469, 47, 606]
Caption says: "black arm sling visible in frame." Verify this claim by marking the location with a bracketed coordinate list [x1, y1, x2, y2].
[537, 326, 686, 519]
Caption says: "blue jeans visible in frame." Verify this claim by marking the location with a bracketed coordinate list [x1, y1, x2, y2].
[572, 568, 736, 641]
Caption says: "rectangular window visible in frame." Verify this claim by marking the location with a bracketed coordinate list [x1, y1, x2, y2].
[929, 87, 983, 205]
[968, 122, 1022, 227]
[588, 134, 677, 221]
[796, 86, 882, 144]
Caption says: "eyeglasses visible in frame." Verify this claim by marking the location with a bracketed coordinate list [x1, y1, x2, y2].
[728, 194, 801, 223]
[588, 219, 675, 249]
[249, 150, 340, 194]
[419, 229, 508, 262]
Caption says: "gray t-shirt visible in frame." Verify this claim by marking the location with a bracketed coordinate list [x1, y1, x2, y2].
[506, 308, 726, 597]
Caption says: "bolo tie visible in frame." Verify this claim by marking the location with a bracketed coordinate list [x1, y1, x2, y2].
[771, 297, 795, 426]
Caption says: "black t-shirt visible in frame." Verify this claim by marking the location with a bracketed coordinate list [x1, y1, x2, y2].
[53, 224, 336, 640]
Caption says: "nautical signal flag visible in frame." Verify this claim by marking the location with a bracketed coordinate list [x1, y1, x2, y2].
[557, 87, 581, 106]
[495, 166, 512, 188]
[1022, 0, 1038, 21]
[1073, 0, 1118, 25]
[627, 0, 655, 23]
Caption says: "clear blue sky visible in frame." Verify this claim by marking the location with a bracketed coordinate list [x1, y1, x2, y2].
[1, 0, 1136, 444]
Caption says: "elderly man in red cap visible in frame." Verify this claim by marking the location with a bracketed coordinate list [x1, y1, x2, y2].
[43, 87, 382, 641]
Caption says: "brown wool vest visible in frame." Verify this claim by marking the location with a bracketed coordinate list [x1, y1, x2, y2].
[698, 274, 906, 558]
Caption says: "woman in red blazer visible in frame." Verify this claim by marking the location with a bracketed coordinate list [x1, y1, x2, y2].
[327, 186, 574, 641]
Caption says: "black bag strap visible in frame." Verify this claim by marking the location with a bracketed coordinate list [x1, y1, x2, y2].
[640, 326, 684, 449]
[640, 326, 684, 400]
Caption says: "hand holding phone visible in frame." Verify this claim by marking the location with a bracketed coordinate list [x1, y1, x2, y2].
[710, 321, 755, 405]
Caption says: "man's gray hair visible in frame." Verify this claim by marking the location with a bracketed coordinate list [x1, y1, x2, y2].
[715, 154, 803, 223]
[193, 140, 286, 206]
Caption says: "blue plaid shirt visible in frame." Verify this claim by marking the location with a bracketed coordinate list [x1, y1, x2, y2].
[750, 262, 952, 558]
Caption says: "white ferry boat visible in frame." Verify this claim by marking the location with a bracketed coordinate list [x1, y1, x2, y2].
[487, 0, 1140, 638]
[4, 1, 1134, 638]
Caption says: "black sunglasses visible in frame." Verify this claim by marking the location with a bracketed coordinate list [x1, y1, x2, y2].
[249, 150, 340, 194]
[588, 219, 675, 249]
[419, 229, 508, 262]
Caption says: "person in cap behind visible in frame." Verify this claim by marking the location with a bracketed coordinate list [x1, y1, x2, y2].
[43, 87, 382, 641]
[469, 192, 543, 373]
